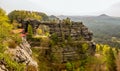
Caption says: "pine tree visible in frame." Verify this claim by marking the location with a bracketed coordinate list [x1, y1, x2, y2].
[27, 24, 33, 39]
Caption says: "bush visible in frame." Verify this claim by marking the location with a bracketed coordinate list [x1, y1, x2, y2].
[82, 43, 89, 53]
[66, 62, 74, 71]
[26, 65, 37, 71]
[0, 42, 7, 53]
[36, 28, 42, 35]
[7, 40, 17, 48]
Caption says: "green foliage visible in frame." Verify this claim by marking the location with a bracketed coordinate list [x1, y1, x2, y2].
[11, 33, 22, 44]
[63, 17, 71, 25]
[27, 24, 33, 39]
[96, 44, 103, 53]
[45, 32, 50, 36]
[0, 53, 25, 71]
[0, 8, 21, 51]
[79, 56, 88, 71]
[12, 21, 20, 29]
[0, 8, 8, 23]
[96, 44, 117, 71]
[78, 44, 117, 71]
[40, 37, 50, 47]
[113, 48, 119, 55]
[78, 36, 84, 41]
[8, 10, 49, 22]
[66, 62, 74, 71]
[0, 8, 25, 70]
[82, 43, 89, 53]
[67, 35, 72, 42]
[31, 48, 51, 71]
[50, 33, 59, 45]
[105, 48, 117, 71]
[0, 8, 11, 41]
[36, 28, 42, 35]
[0, 44, 6, 53]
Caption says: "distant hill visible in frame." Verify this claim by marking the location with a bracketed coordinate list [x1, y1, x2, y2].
[49, 15, 59, 20]
[99, 14, 110, 17]
[48, 15, 60, 23]
[58, 15, 120, 47]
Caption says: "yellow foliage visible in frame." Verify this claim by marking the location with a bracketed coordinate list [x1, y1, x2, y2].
[36, 29, 43, 35]
[82, 43, 89, 52]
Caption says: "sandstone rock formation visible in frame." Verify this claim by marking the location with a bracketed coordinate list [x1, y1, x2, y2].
[18, 19, 96, 70]
[48, 21, 93, 41]
[0, 60, 8, 71]
[3, 38, 38, 71]
[37, 21, 95, 63]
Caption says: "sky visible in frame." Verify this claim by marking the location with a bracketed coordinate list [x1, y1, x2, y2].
[1, 0, 120, 16]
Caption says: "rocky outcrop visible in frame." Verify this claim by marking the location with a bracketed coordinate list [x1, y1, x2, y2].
[18, 19, 93, 41]
[50, 41, 96, 63]
[48, 21, 93, 41]
[0, 59, 8, 71]
[4, 38, 38, 71]
[36, 21, 95, 63]
[26, 21, 95, 63]
[19, 19, 95, 70]
[28, 21, 92, 40]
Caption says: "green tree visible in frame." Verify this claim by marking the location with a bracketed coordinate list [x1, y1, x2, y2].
[0, 8, 22, 50]
[105, 48, 117, 71]
[27, 24, 33, 39]
[0, 8, 25, 71]
[8, 10, 48, 22]
[63, 17, 71, 24]
[0, 8, 12, 51]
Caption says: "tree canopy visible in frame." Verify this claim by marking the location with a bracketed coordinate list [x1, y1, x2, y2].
[8, 10, 49, 22]
[0, 8, 21, 52]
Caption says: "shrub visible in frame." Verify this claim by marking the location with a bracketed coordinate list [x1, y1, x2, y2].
[66, 62, 74, 71]
[36, 28, 42, 35]
[51, 33, 59, 43]
[26, 65, 37, 71]
[82, 43, 89, 53]
[7, 40, 17, 48]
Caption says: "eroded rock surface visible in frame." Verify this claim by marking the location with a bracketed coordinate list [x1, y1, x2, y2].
[0, 59, 8, 71]
[5, 38, 38, 71]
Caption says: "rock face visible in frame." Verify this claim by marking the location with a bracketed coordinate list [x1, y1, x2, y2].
[27, 21, 92, 40]
[4, 38, 38, 71]
[18, 19, 93, 41]
[19, 20, 96, 70]
[36, 21, 95, 63]
[50, 41, 95, 63]
[0, 61, 8, 71]
[48, 21, 93, 41]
